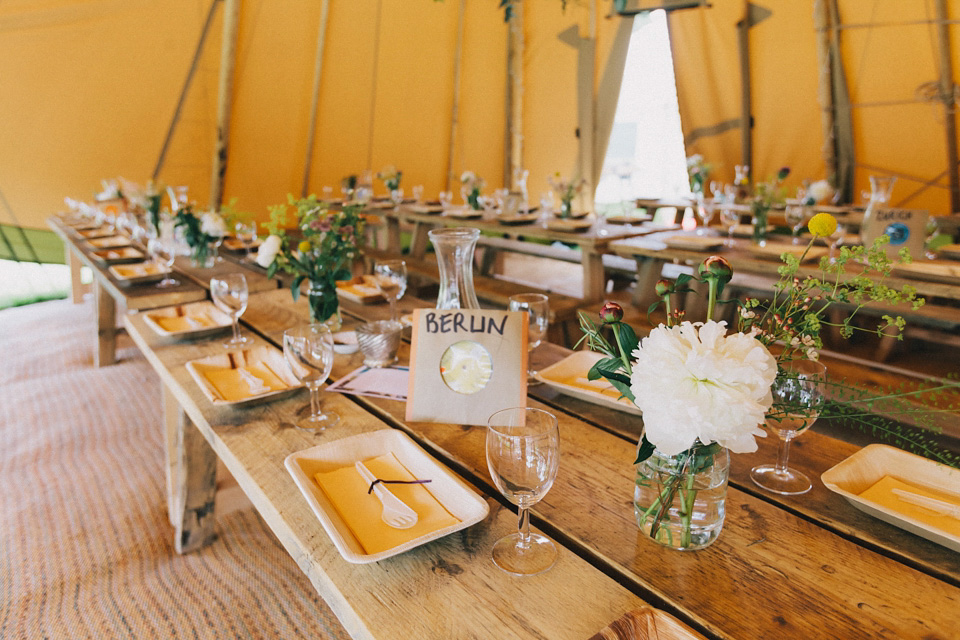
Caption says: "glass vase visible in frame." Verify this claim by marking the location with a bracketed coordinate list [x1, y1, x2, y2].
[751, 202, 769, 246]
[559, 199, 573, 219]
[634, 442, 729, 551]
[190, 242, 215, 268]
[307, 280, 342, 331]
[428, 227, 480, 309]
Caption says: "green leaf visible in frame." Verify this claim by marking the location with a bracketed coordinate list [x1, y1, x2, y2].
[291, 274, 305, 301]
[266, 262, 278, 279]
[647, 300, 662, 315]
[634, 437, 655, 465]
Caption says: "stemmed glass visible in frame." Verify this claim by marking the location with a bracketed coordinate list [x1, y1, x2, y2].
[508, 293, 549, 384]
[696, 195, 715, 235]
[750, 359, 827, 495]
[720, 207, 740, 247]
[827, 223, 847, 262]
[148, 238, 179, 288]
[785, 200, 811, 245]
[373, 259, 407, 323]
[486, 407, 560, 576]
[283, 324, 340, 433]
[235, 220, 257, 257]
[210, 273, 251, 348]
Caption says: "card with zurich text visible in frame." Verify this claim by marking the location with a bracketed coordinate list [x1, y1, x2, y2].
[860, 208, 929, 259]
[405, 309, 528, 426]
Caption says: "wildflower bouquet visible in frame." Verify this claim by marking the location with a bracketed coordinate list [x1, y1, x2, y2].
[751, 167, 790, 245]
[686, 154, 711, 195]
[377, 165, 402, 192]
[174, 205, 228, 267]
[460, 171, 485, 210]
[256, 195, 366, 324]
[548, 173, 586, 218]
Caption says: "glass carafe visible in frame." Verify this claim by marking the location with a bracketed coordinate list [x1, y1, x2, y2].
[428, 227, 480, 309]
[861, 175, 897, 244]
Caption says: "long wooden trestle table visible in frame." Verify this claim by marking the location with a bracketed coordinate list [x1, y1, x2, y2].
[49, 215, 960, 639]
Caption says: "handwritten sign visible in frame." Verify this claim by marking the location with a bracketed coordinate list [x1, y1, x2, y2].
[405, 309, 528, 426]
[861, 208, 929, 259]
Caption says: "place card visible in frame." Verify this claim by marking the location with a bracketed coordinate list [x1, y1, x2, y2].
[328, 365, 409, 401]
[860, 208, 929, 259]
[405, 309, 527, 426]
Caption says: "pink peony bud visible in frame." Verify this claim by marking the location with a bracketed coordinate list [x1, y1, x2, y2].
[599, 301, 624, 324]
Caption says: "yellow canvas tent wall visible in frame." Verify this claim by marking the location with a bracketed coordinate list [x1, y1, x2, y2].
[2, 0, 959, 259]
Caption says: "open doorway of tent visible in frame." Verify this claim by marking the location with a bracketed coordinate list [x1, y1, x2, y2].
[595, 10, 688, 216]
[0, 260, 81, 311]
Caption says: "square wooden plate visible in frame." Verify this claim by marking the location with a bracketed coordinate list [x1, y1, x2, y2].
[535, 351, 641, 415]
[185, 345, 303, 407]
[142, 301, 233, 338]
[90, 246, 145, 265]
[108, 262, 169, 285]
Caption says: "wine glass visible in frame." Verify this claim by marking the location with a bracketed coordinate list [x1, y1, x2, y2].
[486, 407, 560, 576]
[210, 273, 251, 348]
[750, 359, 827, 495]
[508, 293, 549, 384]
[283, 324, 340, 433]
[147, 238, 179, 288]
[235, 220, 257, 257]
[373, 259, 407, 322]
[439, 191, 453, 209]
[785, 201, 810, 245]
[827, 223, 847, 263]
[720, 207, 740, 247]
[390, 187, 405, 206]
[696, 194, 715, 236]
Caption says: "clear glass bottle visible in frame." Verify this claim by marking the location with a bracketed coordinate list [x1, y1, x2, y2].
[428, 227, 480, 310]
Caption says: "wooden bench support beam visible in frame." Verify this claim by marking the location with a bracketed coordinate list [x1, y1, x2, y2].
[93, 281, 117, 367]
[172, 407, 218, 554]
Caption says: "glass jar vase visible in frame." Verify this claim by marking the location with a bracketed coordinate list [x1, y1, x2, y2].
[307, 279, 342, 331]
[428, 227, 480, 310]
[634, 442, 729, 551]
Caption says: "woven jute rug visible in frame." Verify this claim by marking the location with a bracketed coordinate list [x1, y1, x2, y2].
[0, 299, 351, 639]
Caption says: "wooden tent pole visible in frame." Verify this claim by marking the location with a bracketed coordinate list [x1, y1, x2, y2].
[153, 0, 220, 181]
[301, 0, 331, 197]
[813, 0, 837, 187]
[506, 1, 524, 187]
[446, 0, 466, 191]
[935, 0, 960, 213]
[576, 2, 596, 211]
[210, 0, 241, 209]
[737, 0, 752, 178]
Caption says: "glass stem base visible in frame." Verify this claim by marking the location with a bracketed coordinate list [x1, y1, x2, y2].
[750, 464, 812, 495]
[491, 532, 557, 576]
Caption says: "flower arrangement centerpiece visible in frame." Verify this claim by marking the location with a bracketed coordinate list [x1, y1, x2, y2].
[579, 213, 959, 550]
[144, 180, 165, 236]
[460, 171, 485, 210]
[548, 173, 586, 218]
[256, 195, 366, 328]
[377, 165, 402, 192]
[174, 205, 228, 267]
[751, 167, 790, 245]
[686, 154, 711, 196]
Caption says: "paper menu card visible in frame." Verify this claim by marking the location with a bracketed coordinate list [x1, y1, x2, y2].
[858, 475, 960, 537]
[313, 452, 460, 555]
[405, 309, 528, 426]
[860, 208, 928, 259]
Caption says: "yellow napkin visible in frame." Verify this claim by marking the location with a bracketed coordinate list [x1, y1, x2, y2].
[114, 264, 161, 278]
[155, 314, 216, 333]
[202, 362, 287, 402]
[859, 475, 960, 537]
[314, 452, 460, 555]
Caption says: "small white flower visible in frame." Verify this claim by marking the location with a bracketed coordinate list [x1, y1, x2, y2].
[460, 171, 476, 184]
[740, 307, 756, 319]
[808, 179, 834, 203]
[200, 212, 227, 238]
[255, 234, 282, 268]
[806, 348, 819, 360]
[629, 320, 778, 455]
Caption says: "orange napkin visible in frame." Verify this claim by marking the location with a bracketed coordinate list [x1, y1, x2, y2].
[859, 475, 960, 537]
[314, 452, 460, 555]
[155, 315, 216, 333]
[202, 362, 287, 402]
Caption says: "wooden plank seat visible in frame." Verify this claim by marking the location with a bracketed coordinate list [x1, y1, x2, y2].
[473, 233, 637, 279]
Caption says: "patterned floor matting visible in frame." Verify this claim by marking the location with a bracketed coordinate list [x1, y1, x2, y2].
[0, 299, 351, 639]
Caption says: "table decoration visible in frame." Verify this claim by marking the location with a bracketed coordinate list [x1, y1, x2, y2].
[256, 195, 367, 329]
[173, 205, 227, 267]
[579, 213, 959, 549]
[548, 173, 586, 218]
[686, 154, 711, 197]
[460, 171, 485, 210]
[284, 429, 489, 564]
[750, 166, 789, 245]
[377, 165, 402, 202]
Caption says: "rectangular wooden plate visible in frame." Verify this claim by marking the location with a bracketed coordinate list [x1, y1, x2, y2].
[90, 246, 145, 265]
[108, 262, 169, 285]
[142, 301, 233, 339]
[185, 345, 303, 407]
[535, 351, 641, 415]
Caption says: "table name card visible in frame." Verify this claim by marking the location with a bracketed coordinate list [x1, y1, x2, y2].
[861, 208, 928, 259]
[406, 309, 527, 426]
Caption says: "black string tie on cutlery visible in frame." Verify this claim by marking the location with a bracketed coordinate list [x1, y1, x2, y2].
[366, 478, 431, 494]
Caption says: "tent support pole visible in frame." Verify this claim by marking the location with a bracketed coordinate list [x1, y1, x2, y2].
[301, 0, 331, 197]
[576, 2, 596, 212]
[935, 0, 960, 213]
[506, 1, 524, 188]
[210, 0, 241, 209]
[813, 0, 837, 188]
[737, 1, 752, 179]
[154, 0, 220, 182]
[446, 0, 466, 191]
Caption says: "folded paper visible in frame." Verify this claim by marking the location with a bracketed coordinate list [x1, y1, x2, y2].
[859, 475, 960, 537]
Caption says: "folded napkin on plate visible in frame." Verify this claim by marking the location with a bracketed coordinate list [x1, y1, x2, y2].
[155, 313, 216, 332]
[203, 363, 287, 402]
[859, 475, 960, 536]
[315, 452, 460, 555]
[567, 375, 621, 399]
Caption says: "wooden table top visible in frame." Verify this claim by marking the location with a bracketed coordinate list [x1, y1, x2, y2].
[120, 260, 960, 639]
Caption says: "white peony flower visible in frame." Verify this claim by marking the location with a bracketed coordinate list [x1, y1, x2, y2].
[200, 212, 227, 238]
[460, 171, 476, 184]
[255, 234, 282, 268]
[808, 179, 834, 203]
[629, 320, 777, 455]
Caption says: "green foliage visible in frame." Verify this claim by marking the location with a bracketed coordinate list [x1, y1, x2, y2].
[218, 197, 253, 228]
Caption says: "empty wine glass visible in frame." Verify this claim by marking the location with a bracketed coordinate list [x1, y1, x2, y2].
[720, 208, 740, 247]
[147, 238, 179, 288]
[751, 360, 827, 495]
[508, 293, 549, 384]
[785, 201, 810, 245]
[210, 273, 251, 348]
[486, 407, 560, 576]
[390, 187, 405, 206]
[235, 220, 257, 257]
[696, 194, 715, 236]
[412, 185, 424, 203]
[373, 259, 407, 322]
[283, 324, 340, 433]
[827, 223, 847, 262]
[439, 191, 453, 209]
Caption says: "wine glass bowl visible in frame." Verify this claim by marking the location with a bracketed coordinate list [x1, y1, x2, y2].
[827, 223, 848, 262]
[750, 359, 827, 495]
[486, 407, 560, 576]
[283, 324, 340, 433]
[373, 260, 407, 322]
[147, 238, 179, 288]
[210, 273, 251, 349]
[508, 293, 549, 384]
[784, 201, 810, 245]
[720, 208, 740, 247]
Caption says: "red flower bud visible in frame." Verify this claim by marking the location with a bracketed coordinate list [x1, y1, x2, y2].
[599, 301, 624, 324]
[698, 255, 734, 283]
[654, 279, 673, 297]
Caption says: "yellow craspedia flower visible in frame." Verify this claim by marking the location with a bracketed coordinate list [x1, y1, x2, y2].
[807, 212, 838, 237]
[297, 240, 312, 253]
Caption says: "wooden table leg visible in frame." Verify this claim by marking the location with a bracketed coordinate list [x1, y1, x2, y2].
[163, 386, 181, 527]
[386, 218, 402, 254]
[581, 250, 607, 302]
[172, 406, 218, 554]
[93, 281, 117, 367]
[408, 222, 431, 259]
[68, 249, 85, 303]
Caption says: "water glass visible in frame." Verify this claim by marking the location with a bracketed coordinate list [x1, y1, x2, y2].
[486, 407, 560, 576]
[283, 324, 340, 433]
[720, 208, 740, 247]
[508, 293, 549, 384]
[356, 320, 403, 368]
[373, 259, 407, 322]
[147, 238, 179, 288]
[210, 273, 251, 348]
[235, 220, 257, 256]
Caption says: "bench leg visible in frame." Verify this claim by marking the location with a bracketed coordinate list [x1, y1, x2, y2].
[632, 257, 665, 310]
[581, 251, 606, 302]
[172, 405, 218, 554]
[409, 222, 431, 259]
[68, 249, 85, 303]
[93, 281, 117, 367]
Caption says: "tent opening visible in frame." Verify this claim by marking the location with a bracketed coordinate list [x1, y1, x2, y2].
[595, 10, 688, 211]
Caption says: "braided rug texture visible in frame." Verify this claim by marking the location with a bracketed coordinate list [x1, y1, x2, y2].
[0, 299, 350, 639]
